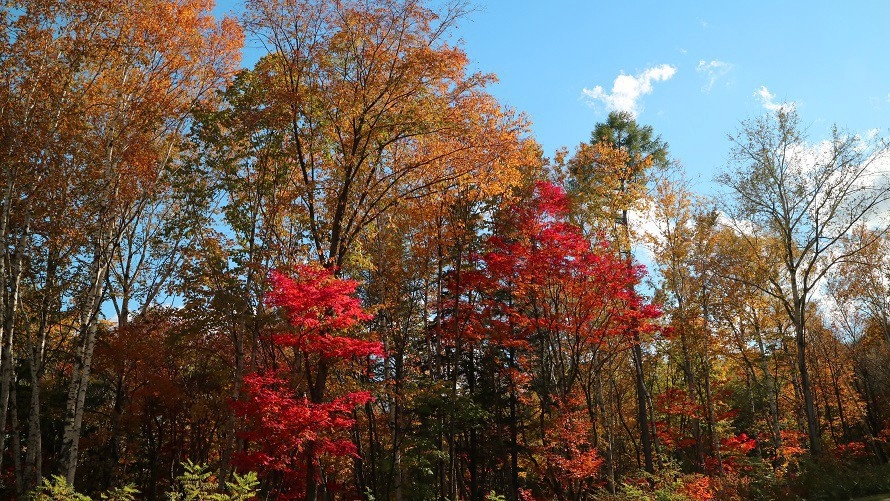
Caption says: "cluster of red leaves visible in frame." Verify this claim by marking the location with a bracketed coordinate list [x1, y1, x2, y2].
[777, 429, 807, 460]
[267, 267, 382, 359]
[541, 403, 605, 482]
[454, 181, 659, 350]
[437, 182, 659, 499]
[656, 387, 702, 419]
[832, 441, 869, 459]
[655, 388, 705, 450]
[681, 474, 715, 501]
[711, 433, 758, 474]
[518, 488, 540, 501]
[722, 433, 757, 455]
[654, 420, 681, 450]
[234, 373, 372, 470]
[517, 397, 605, 501]
[234, 264, 383, 498]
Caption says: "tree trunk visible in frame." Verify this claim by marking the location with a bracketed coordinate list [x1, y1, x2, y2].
[219, 243, 257, 491]
[754, 320, 781, 449]
[390, 336, 405, 501]
[305, 358, 330, 501]
[23, 249, 58, 490]
[24, 356, 43, 490]
[0, 215, 30, 481]
[509, 347, 520, 498]
[679, 324, 705, 471]
[595, 368, 616, 494]
[61, 246, 111, 484]
[11, 377, 24, 496]
[703, 354, 722, 475]
[631, 337, 654, 474]
[447, 237, 463, 501]
[793, 306, 821, 454]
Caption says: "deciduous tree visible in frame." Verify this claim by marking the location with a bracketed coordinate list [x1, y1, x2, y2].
[234, 266, 383, 500]
[718, 109, 890, 453]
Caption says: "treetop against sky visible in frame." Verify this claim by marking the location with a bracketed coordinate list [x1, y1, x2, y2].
[216, 0, 890, 194]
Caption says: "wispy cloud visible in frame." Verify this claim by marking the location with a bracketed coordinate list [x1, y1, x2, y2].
[696, 60, 733, 92]
[754, 86, 795, 112]
[582, 64, 677, 116]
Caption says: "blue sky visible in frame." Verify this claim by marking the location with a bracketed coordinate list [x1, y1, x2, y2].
[215, 0, 890, 194]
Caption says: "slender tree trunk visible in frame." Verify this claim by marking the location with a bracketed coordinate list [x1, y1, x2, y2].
[509, 347, 520, 499]
[699, 300, 722, 475]
[595, 367, 616, 494]
[0, 178, 11, 412]
[434, 235, 447, 501]
[631, 338, 654, 474]
[102, 260, 131, 490]
[754, 321, 781, 449]
[61, 245, 111, 484]
[218, 318, 245, 490]
[392, 347, 404, 501]
[703, 355, 722, 475]
[679, 324, 705, 471]
[24, 251, 57, 490]
[828, 359, 849, 440]
[856, 365, 888, 462]
[305, 358, 330, 501]
[448, 241, 462, 501]
[0, 215, 30, 480]
[24, 355, 43, 490]
[366, 399, 378, 497]
[11, 377, 23, 496]
[468, 346, 480, 501]
[647, 384, 663, 470]
[618, 196, 655, 475]
[793, 307, 821, 454]
[614, 377, 640, 469]
[219, 235, 257, 491]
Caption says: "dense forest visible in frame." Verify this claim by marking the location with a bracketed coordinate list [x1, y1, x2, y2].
[2, 0, 890, 499]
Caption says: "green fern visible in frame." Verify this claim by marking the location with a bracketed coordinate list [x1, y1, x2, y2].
[167, 461, 258, 501]
[100, 484, 139, 501]
[29, 475, 91, 501]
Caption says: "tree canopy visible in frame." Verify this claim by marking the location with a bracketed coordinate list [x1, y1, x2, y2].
[2, 1, 890, 500]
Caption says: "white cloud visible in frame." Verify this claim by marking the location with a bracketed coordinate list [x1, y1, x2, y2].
[624, 200, 660, 284]
[754, 85, 795, 112]
[859, 145, 890, 226]
[696, 60, 733, 92]
[582, 64, 677, 116]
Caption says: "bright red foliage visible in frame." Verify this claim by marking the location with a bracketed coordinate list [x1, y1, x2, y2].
[540, 399, 605, 486]
[267, 267, 381, 359]
[681, 474, 714, 501]
[466, 181, 659, 349]
[712, 433, 758, 473]
[440, 182, 661, 498]
[656, 387, 702, 419]
[235, 373, 371, 469]
[234, 265, 383, 499]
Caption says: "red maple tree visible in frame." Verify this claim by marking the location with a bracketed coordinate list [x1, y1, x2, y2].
[441, 181, 661, 499]
[234, 265, 383, 499]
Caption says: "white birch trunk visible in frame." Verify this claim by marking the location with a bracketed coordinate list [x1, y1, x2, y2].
[61, 243, 111, 484]
[0, 213, 31, 480]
